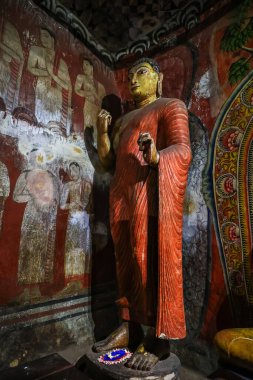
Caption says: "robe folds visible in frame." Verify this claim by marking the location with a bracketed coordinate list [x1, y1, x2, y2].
[110, 98, 191, 339]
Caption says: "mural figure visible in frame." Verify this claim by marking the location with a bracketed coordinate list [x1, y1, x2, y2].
[75, 59, 105, 145]
[27, 28, 71, 132]
[0, 161, 10, 233]
[95, 58, 192, 370]
[60, 162, 92, 279]
[13, 166, 59, 284]
[0, 21, 24, 111]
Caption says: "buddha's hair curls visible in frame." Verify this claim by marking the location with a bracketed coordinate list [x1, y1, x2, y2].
[129, 58, 160, 73]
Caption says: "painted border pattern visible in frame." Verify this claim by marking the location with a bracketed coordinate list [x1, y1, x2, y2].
[238, 120, 253, 303]
[0, 290, 116, 330]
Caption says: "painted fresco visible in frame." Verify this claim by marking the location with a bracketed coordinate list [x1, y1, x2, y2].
[1, 0, 249, 372]
[220, 1, 253, 86]
[34, 0, 235, 67]
[203, 1, 253, 328]
[60, 162, 92, 279]
[13, 168, 59, 284]
[27, 27, 72, 133]
[0, 21, 24, 111]
[75, 59, 105, 147]
[0, 0, 118, 305]
[0, 161, 10, 234]
[204, 72, 253, 326]
[182, 114, 210, 340]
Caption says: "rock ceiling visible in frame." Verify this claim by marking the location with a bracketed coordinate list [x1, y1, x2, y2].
[34, 0, 236, 67]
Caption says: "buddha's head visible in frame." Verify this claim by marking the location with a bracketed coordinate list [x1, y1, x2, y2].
[128, 58, 163, 103]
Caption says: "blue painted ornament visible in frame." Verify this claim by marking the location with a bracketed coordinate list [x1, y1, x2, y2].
[98, 348, 132, 365]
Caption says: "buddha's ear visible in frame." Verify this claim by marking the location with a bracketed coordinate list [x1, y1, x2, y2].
[157, 72, 163, 97]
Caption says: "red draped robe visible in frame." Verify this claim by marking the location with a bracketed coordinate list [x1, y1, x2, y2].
[110, 98, 191, 339]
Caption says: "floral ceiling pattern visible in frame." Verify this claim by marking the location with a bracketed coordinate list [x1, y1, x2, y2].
[34, 0, 237, 66]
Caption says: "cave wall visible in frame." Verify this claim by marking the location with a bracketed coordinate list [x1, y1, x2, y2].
[1, 0, 253, 374]
[0, 0, 119, 369]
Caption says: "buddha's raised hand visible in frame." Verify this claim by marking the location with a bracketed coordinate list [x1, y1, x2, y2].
[97, 109, 112, 134]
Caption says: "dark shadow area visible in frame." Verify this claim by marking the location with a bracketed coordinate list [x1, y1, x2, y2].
[0, 353, 90, 379]
[83, 94, 122, 343]
[208, 357, 253, 380]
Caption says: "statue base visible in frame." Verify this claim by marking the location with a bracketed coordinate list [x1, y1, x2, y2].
[82, 348, 181, 380]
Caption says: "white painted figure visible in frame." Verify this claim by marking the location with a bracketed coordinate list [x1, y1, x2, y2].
[0, 161, 10, 233]
[60, 161, 92, 278]
[27, 28, 71, 132]
[75, 59, 105, 146]
[13, 167, 59, 284]
[0, 21, 24, 111]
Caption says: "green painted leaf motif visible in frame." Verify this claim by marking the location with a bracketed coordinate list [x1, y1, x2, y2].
[221, 20, 253, 52]
[243, 18, 253, 40]
[221, 24, 243, 51]
[229, 58, 250, 85]
[221, 0, 253, 51]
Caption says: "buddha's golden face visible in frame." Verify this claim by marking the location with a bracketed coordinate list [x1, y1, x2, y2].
[128, 62, 158, 101]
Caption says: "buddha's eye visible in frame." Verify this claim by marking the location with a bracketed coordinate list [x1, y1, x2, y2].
[137, 68, 147, 75]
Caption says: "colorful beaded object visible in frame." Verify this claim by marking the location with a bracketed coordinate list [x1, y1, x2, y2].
[98, 348, 132, 365]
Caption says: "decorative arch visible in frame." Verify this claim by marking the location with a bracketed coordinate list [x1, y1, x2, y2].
[204, 71, 253, 326]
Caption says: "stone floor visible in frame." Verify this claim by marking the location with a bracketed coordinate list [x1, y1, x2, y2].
[59, 344, 208, 379]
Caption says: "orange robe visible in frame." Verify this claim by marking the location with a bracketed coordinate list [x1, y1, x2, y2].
[110, 98, 191, 339]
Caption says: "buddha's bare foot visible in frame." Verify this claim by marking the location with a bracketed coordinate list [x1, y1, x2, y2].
[93, 321, 143, 353]
[125, 329, 170, 371]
